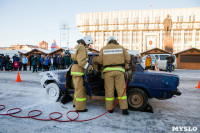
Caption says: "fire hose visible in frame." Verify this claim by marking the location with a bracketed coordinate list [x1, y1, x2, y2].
[0, 81, 128, 122]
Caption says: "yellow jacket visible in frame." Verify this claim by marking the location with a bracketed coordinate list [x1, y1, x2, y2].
[145, 57, 152, 67]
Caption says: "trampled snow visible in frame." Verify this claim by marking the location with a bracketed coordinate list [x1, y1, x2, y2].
[0, 70, 200, 133]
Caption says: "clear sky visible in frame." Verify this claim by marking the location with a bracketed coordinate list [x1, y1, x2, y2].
[0, 0, 199, 49]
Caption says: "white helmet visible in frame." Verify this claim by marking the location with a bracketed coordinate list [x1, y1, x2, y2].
[83, 35, 93, 45]
[107, 36, 117, 43]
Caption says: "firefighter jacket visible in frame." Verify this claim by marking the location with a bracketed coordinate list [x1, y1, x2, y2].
[71, 43, 89, 76]
[98, 43, 130, 73]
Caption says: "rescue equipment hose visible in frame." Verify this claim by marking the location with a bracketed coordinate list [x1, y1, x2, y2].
[0, 81, 128, 122]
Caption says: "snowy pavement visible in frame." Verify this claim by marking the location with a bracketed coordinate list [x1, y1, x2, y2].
[0, 70, 200, 133]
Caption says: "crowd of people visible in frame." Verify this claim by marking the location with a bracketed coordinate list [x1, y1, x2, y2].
[0, 53, 73, 72]
[144, 54, 174, 72]
[0, 54, 21, 71]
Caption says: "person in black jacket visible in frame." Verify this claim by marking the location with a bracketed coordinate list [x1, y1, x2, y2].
[1, 55, 6, 71]
[29, 54, 34, 71]
[31, 55, 38, 73]
[53, 54, 58, 70]
[0, 55, 2, 70]
[165, 54, 174, 73]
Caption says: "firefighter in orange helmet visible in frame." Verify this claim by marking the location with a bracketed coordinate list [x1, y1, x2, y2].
[98, 36, 130, 115]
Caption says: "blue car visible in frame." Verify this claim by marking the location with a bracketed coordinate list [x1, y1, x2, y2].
[39, 53, 181, 111]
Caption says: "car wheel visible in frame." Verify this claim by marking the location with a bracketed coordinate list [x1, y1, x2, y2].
[127, 88, 148, 111]
[45, 83, 61, 102]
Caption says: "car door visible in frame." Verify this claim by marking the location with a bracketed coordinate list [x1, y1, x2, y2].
[159, 55, 169, 70]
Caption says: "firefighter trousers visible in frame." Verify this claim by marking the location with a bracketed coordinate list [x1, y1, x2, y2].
[104, 71, 128, 110]
[72, 76, 87, 110]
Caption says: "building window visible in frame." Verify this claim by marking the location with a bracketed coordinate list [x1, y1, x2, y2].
[134, 17, 139, 23]
[122, 31, 130, 45]
[177, 16, 179, 22]
[196, 30, 200, 42]
[184, 30, 192, 43]
[155, 16, 160, 23]
[123, 18, 129, 24]
[95, 19, 99, 24]
[113, 32, 120, 41]
[104, 19, 109, 24]
[189, 16, 191, 22]
[85, 19, 89, 25]
[193, 15, 195, 22]
[104, 32, 111, 42]
[114, 18, 118, 24]
[180, 16, 183, 22]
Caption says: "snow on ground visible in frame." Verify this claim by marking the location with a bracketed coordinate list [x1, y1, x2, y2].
[0, 69, 200, 133]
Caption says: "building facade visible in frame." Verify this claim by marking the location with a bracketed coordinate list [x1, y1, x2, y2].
[76, 7, 200, 52]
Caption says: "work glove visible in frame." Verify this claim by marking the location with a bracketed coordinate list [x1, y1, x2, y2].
[125, 70, 132, 80]
[127, 70, 132, 79]
[87, 65, 93, 72]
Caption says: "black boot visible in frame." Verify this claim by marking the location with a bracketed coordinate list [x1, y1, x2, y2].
[108, 110, 113, 113]
[122, 109, 129, 115]
[76, 109, 88, 112]
[60, 93, 73, 104]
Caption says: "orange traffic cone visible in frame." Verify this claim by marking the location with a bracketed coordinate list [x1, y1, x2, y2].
[16, 72, 22, 82]
[196, 81, 200, 89]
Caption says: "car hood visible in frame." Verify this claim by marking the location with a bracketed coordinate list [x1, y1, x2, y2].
[143, 70, 179, 77]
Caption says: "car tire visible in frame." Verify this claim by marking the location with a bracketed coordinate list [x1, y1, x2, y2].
[45, 83, 61, 102]
[127, 88, 148, 111]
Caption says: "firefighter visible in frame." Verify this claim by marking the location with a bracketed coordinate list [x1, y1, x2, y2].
[98, 36, 130, 115]
[70, 35, 93, 112]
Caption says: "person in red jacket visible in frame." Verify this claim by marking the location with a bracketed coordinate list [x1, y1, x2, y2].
[13, 61, 19, 71]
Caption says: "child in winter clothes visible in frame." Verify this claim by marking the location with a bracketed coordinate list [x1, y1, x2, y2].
[13, 61, 19, 71]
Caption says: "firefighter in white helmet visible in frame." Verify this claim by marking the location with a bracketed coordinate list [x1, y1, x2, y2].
[70, 35, 93, 112]
[98, 36, 130, 115]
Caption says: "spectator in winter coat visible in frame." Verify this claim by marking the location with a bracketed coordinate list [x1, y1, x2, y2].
[57, 55, 64, 69]
[53, 54, 58, 70]
[6, 60, 13, 71]
[6, 55, 10, 63]
[31, 55, 38, 73]
[13, 61, 19, 71]
[44, 56, 50, 71]
[38, 55, 42, 71]
[136, 54, 142, 64]
[22, 55, 28, 71]
[40, 56, 45, 72]
[49, 56, 54, 71]
[151, 57, 158, 70]
[145, 55, 152, 70]
[0, 55, 6, 71]
[0, 55, 2, 70]
[165, 54, 174, 73]
[12, 55, 16, 63]
[29, 54, 34, 71]
[63, 54, 70, 69]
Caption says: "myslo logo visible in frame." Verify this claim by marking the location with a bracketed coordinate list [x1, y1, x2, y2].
[172, 126, 198, 132]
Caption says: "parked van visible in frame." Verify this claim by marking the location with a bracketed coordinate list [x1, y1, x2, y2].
[141, 54, 177, 71]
